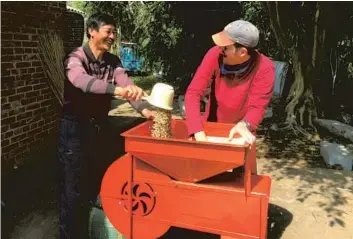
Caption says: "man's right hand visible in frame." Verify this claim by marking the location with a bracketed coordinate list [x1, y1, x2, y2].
[115, 86, 147, 101]
[194, 131, 208, 142]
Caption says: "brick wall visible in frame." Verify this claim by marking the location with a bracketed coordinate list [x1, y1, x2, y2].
[1, 2, 67, 167]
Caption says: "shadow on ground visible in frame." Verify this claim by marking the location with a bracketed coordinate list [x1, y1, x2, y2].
[257, 120, 353, 228]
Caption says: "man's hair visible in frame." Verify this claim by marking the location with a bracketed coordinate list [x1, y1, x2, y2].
[86, 13, 116, 39]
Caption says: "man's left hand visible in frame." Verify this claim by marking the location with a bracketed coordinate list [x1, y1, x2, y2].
[141, 109, 156, 120]
[228, 121, 256, 144]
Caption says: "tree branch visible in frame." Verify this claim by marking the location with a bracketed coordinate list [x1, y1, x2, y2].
[264, 2, 291, 50]
[312, 2, 320, 67]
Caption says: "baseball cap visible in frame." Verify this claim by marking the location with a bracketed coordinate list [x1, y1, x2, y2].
[212, 20, 259, 48]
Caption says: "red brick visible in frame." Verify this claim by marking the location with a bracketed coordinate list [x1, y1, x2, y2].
[13, 127, 23, 135]
[2, 142, 19, 153]
[16, 86, 33, 94]
[35, 131, 48, 140]
[1, 102, 10, 110]
[1, 54, 23, 62]
[31, 72, 45, 79]
[32, 82, 47, 88]
[1, 111, 9, 118]
[2, 124, 10, 133]
[31, 61, 42, 67]
[23, 48, 33, 53]
[1, 33, 13, 39]
[1, 75, 16, 86]
[1, 48, 14, 55]
[25, 91, 40, 98]
[10, 69, 20, 76]
[40, 88, 52, 94]
[14, 33, 31, 40]
[14, 48, 24, 54]
[19, 74, 32, 81]
[35, 67, 43, 73]
[2, 62, 14, 70]
[1, 41, 23, 48]
[15, 61, 31, 68]
[2, 139, 10, 147]
[1, 97, 8, 104]
[21, 28, 37, 34]
[20, 68, 28, 74]
[22, 54, 38, 61]
[10, 119, 27, 129]
[22, 41, 38, 47]
[7, 109, 17, 117]
[40, 99, 53, 107]
[9, 94, 24, 102]
[27, 127, 42, 136]
[25, 96, 38, 104]
[1, 11, 16, 19]
[4, 130, 14, 139]
[14, 80, 25, 87]
[30, 122, 38, 130]
[33, 107, 46, 116]
[27, 67, 36, 73]
[18, 137, 34, 147]
[1, 89, 16, 97]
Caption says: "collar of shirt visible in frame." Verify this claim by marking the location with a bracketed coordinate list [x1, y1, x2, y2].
[83, 43, 108, 65]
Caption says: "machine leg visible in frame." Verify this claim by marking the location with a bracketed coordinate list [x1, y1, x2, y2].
[249, 143, 257, 175]
[127, 154, 134, 239]
[260, 197, 270, 239]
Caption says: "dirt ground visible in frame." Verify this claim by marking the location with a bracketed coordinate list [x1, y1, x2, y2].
[4, 101, 353, 239]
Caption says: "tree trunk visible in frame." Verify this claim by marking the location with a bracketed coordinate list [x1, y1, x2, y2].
[265, 2, 320, 135]
[284, 51, 317, 135]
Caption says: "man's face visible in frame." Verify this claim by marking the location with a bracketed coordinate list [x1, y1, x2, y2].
[89, 24, 117, 51]
[220, 44, 247, 65]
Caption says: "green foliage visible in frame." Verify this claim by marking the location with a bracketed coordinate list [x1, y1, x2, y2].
[241, 2, 283, 60]
[130, 75, 161, 92]
[81, 1, 182, 77]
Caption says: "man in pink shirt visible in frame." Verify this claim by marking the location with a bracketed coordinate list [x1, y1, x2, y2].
[57, 13, 154, 239]
[185, 20, 275, 144]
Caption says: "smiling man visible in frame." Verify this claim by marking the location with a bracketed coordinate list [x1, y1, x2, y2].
[57, 13, 153, 239]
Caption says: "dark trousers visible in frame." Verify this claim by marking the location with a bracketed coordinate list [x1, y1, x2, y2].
[57, 114, 108, 239]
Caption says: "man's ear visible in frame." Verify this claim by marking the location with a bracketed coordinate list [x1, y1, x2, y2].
[88, 28, 96, 38]
[240, 47, 248, 57]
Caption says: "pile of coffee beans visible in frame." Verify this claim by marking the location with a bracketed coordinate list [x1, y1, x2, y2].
[151, 109, 172, 138]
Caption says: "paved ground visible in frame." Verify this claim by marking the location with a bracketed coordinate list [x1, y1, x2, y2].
[4, 102, 353, 239]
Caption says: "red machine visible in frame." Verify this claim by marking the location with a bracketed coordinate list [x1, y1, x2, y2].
[100, 120, 271, 239]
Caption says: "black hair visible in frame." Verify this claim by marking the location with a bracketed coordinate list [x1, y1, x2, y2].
[234, 42, 257, 54]
[86, 13, 116, 39]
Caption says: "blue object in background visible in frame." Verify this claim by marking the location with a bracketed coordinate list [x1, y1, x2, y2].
[120, 42, 143, 73]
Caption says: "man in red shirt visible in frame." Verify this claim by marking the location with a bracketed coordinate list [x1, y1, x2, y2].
[185, 20, 275, 144]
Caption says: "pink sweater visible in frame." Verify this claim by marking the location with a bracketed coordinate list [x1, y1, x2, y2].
[185, 46, 275, 135]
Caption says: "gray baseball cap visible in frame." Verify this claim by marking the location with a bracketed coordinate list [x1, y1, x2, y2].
[212, 20, 259, 48]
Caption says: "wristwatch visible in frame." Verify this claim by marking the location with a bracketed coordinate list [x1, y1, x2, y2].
[242, 120, 251, 130]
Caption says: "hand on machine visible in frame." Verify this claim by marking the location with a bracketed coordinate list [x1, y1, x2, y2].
[193, 121, 256, 145]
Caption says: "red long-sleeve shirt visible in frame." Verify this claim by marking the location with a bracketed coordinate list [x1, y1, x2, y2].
[185, 46, 275, 135]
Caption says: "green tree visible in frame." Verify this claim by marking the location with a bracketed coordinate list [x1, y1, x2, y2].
[243, 2, 353, 132]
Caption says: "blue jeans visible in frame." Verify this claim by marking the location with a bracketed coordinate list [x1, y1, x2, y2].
[57, 114, 106, 239]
